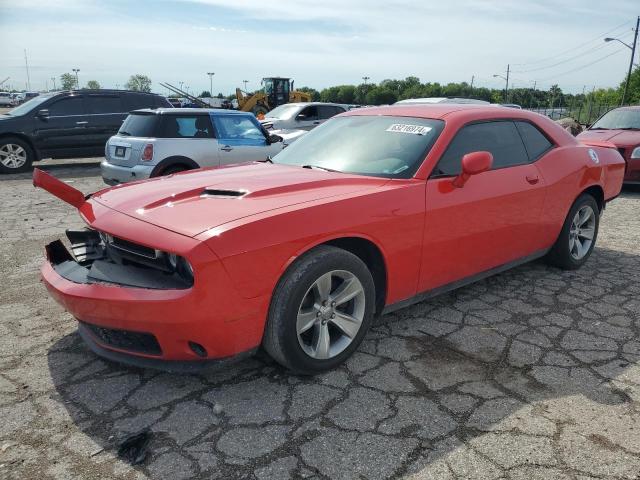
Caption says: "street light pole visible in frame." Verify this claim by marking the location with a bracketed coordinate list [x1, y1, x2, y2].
[243, 80, 249, 91]
[623, 16, 639, 106]
[493, 64, 510, 102]
[72, 68, 80, 89]
[362, 76, 370, 85]
[51, 77, 56, 91]
[207, 72, 215, 97]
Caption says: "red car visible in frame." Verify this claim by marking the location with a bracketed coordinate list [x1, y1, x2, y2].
[577, 106, 640, 184]
[35, 105, 625, 374]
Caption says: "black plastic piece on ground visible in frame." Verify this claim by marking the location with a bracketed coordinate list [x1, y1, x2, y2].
[117, 430, 151, 465]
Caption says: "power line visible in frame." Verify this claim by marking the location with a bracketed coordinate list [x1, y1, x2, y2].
[512, 33, 632, 73]
[535, 49, 624, 83]
[511, 19, 632, 67]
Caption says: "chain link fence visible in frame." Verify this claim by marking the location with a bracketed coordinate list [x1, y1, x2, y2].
[524, 102, 616, 125]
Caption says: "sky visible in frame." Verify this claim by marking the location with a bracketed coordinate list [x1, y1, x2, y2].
[0, 0, 638, 95]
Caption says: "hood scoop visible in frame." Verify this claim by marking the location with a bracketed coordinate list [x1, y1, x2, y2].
[201, 188, 248, 198]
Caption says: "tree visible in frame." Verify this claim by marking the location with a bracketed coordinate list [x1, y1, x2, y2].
[620, 66, 640, 105]
[60, 73, 76, 90]
[199, 90, 211, 98]
[86, 80, 100, 89]
[298, 86, 321, 102]
[125, 74, 152, 92]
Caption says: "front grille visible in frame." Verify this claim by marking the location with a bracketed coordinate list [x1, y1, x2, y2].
[83, 322, 162, 355]
[110, 236, 159, 259]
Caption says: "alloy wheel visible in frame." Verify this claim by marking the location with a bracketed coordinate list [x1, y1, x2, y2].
[0, 143, 27, 169]
[569, 205, 596, 260]
[296, 269, 366, 360]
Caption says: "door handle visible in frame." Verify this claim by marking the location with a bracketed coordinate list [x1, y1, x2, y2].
[525, 175, 539, 185]
[75, 121, 88, 125]
[221, 145, 233, 152]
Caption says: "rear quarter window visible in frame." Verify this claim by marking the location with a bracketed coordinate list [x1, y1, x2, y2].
[118, 114, 158, 137]
[515, 121, 554, 160]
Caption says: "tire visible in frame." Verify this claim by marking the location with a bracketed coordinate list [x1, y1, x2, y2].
[545, 193, 599, 270]
[0, 137, 35, 174]
[160, 165, 188, 176]
[263, 245, 375, 374]
[251, 104, 269, 118]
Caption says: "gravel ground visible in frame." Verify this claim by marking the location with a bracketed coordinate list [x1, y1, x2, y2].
[1, 163, 640, 480]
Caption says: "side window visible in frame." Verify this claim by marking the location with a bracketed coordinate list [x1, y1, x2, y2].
[297, 106, 318, 121]
[125, 93, 155, 111]
[84, 95, 123, 114]
[48, 97, 85, 116]
[214, 116, 265, 142]
[318, 105, 340, 120]
[160, 115, 213, 138]
[515, 121, 553, 161]
[434, 121, 529, 176]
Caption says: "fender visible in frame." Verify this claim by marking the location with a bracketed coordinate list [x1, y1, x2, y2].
[150, 156, 200, 177]
[33, 168, 86, 208]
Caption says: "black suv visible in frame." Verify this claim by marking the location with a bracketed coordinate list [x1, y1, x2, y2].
[0, 90, 172, 173]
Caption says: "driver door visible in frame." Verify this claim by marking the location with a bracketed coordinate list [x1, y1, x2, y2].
[418, 120, 547, 293]
[294, 105, 320, 130]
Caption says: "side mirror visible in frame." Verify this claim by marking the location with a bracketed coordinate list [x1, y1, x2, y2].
[37, 109, 50, 119]
[296, 114, 307, 120]
[452, 151, 493, 188]
[268, 134, 283, 144]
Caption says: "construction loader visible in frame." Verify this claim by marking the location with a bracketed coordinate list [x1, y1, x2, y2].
[236, 77, 311, 117]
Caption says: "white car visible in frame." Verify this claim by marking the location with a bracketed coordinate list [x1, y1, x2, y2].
[0, 92, 13, 107]
[101, 108, 306, 185]
[260, 102, 348, 131]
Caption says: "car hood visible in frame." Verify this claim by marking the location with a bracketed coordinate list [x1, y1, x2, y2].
[578, 129, 640, 147]
[90, 163, 387, 237]
[274, 128, 307, 143]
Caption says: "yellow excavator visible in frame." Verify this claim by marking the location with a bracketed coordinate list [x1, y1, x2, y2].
[236, 77, 311, 117]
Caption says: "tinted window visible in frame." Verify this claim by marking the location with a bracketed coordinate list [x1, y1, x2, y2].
[515, 121, 553, 160]
[124, 93, 157, 111]
[118, 114, 158, 137]
[48, 96, 84, 116]
[318, 105, 342, 119]
[214, 116, 264, 141]
[273, 116, 444, 178]
[298, 106, 318, 121]
[84, 95, 122, 114]
[434, 121, 529, 176]
[160, 115, 213, 138]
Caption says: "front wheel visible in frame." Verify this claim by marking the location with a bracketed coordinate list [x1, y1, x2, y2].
[0, 137, 35, 174]
[263, 246, 375, 374]
[545, 193, 599, 270]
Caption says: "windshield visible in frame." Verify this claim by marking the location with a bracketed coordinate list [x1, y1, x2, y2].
[265, 104, 301, 120]
[118, 113, 158, 137]
[272, 115, 444, 178]
[591, 109, 640, 130]
[7, 95, 52, 116]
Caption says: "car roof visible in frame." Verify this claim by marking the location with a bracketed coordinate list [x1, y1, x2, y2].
[131, 107, 251, 115]
[342, 104, 550, 122]
[395, 97, 491, 105]
[275, 102, 348, 108]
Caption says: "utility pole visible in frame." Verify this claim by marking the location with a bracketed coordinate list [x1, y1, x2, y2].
[492, 64, 509, 102]
[207, 72, 214, 97]
[24, 49, 31, 91]
[72, 68, 80, 89]
[470, 75, 474, 92]
[51, 77, 56, 91]
[362, 76, 370, 85]
[243, 80, 249, 91]
[621, 16, 639, 106]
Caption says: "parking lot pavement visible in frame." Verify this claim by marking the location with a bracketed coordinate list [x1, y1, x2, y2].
[1, 164, 639, 480]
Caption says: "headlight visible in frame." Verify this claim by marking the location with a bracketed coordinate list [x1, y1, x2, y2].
[631, 146, 640, 159]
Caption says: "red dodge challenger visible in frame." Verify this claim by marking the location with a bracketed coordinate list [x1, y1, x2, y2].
[35, 105, 625, 374]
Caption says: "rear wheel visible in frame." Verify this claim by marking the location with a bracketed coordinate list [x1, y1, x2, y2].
[263, 246, 375, 374]
[0, 137, 35, 174]
[160, 165, 188, 176]
[545, 193, 599, 270]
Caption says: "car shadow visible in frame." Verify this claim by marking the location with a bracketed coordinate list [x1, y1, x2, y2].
[47, 245, 639, 479]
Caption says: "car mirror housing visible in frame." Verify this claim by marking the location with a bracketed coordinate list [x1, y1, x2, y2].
[296, 114, 307, 120]
[452, 151, 493, 188]
[268, 134, 283, 144]
[37, 109, 50, 119]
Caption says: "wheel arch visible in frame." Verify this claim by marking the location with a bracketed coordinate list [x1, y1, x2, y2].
[580, 184, 604, 212]
[150, 156, 199, 177]
[283, 235, 388, 315]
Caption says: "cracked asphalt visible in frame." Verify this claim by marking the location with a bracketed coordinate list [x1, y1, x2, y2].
[1, 162, 640, 480]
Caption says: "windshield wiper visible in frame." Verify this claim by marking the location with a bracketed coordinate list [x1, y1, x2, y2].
[302, 164, 341, 173]
[618, 127, 640, 131]
[257, 156, 273, 163]
[118, 131, 131, 136]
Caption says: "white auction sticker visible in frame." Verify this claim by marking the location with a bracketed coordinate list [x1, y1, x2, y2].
[386, 124, 432, 135]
